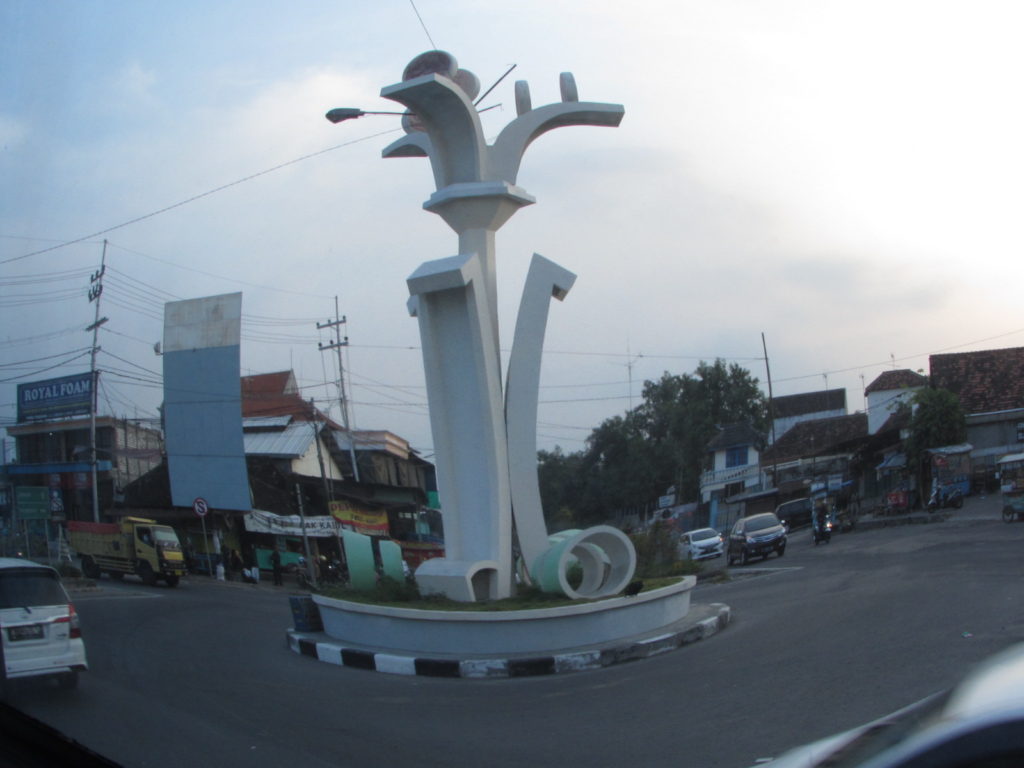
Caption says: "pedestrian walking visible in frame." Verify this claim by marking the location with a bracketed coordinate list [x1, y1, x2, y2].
[230, 549, 243, 581]
[271, 548, 283, 586]
[243, 546, 260, 584]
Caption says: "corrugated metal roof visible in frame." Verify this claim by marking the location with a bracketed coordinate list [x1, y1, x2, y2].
[243, 421, 314, 458]
[243, 416, 292, 429]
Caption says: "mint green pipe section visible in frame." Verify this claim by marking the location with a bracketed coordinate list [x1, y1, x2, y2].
[342, 530, 377, 592]
[379, 539, 405, 582]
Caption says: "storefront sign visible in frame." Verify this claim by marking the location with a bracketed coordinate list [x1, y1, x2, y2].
[329, 500, 390, 535]
[243, 509, 339, 538]
[17, 372, 93, 423]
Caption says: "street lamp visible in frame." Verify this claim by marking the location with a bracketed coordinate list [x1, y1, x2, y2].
[324, 107, 406, 124]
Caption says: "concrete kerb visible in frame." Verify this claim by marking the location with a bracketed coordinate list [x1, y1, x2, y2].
[286, 601, 730, 679]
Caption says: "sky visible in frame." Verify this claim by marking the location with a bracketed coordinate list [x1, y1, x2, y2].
[4, 0, 1024, 463]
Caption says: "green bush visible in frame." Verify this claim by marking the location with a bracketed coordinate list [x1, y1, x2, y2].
[630, 521, 685, 578]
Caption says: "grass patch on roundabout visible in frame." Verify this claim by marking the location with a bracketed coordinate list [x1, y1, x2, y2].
[317, 574, 688, 611]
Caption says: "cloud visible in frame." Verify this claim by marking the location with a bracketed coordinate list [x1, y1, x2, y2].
[0, 114, 27, 149]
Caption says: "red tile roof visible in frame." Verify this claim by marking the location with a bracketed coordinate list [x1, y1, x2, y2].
[240, 370, 339, 427]
[772, 389, 846, 418]
[864, 369, 928, 395]
[241, 371, 296, 398]
[929, 347, 1024, 414]
[760, 413, 868, 463]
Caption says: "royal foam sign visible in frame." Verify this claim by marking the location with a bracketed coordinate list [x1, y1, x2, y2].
[17, 373, 93, 423]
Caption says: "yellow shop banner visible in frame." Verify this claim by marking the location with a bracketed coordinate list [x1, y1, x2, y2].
[329, 500, 390, 535]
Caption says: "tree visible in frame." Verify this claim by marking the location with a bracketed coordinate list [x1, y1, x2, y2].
[903, 387, 967, 499]
[537, 359, 768, 527]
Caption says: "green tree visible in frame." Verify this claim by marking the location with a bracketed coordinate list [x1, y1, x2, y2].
[903, 387, 967, 498]
[537, 359, 767, 527]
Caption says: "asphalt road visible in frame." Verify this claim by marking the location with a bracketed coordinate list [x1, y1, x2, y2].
[6, 495, 1024, 768]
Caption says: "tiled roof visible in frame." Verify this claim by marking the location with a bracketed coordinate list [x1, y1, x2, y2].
[772, 389, 846, 418]
[864, 369, 928, 395]
[760, 413, 868, 463]
[241, 371, 297, 398]
[706, 422, 763, 451]
[929, 347, 1024, 414]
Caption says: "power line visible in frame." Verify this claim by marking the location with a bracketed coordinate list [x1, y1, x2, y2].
[0, 128, 400, 267]
[408, 0, 437, 48]
[0, 349, 93, 383]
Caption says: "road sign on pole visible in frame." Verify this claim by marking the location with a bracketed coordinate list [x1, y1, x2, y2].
[193, 497, 211, 577]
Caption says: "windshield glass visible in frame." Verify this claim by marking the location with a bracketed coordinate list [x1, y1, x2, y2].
[691, 529, 717, 541]
[154, 528, 181, 549]
[746, 515, 779, 532]
[0, 569, 68, 609]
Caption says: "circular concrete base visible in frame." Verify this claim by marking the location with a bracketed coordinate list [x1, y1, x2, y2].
[312, 576, 695, 658]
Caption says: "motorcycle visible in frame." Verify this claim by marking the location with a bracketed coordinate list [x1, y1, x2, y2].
[927, 485, 964, 512]
[813, 517, 832, 545]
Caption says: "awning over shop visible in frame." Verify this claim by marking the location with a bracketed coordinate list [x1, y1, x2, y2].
[876, 452, 906, 471]
[927, 443, 973, 456]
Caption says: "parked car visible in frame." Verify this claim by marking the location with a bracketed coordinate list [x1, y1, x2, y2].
[775, 497, 813, 530]
[752, 641, 1024, 767]
[679, 528, 724, 560]
[0, 558, 88, 691]
[728, 513, 787, 565]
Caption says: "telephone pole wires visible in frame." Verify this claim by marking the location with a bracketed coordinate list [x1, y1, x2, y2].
[86, 241, 108, 522]
[317, 297, 360, 481]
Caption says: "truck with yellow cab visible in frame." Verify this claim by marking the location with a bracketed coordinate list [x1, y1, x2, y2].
[67, 517, 186, 587]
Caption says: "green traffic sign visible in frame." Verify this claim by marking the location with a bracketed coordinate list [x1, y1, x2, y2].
[15, 487, 50, 520]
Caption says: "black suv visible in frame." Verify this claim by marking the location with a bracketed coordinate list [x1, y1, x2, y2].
[727, 512, 787, 566]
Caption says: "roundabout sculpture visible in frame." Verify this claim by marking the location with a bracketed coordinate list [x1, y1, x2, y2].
[370, 50, 635, 602]
[303, 51, 704, 666]
[284, 49, 720, 671]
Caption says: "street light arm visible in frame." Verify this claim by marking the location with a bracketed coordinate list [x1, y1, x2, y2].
[490, 101, 624, 185]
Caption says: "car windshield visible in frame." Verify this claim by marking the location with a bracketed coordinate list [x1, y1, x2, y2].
[746, 516, 779, 532]
[691, 530, 717, 541]
[154, 528, 181, 549]
[0, 569, 68, 609]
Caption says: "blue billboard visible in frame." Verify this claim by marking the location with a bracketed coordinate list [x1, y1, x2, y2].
[17, 373, 93, 423]
[162, 293, 250, 512]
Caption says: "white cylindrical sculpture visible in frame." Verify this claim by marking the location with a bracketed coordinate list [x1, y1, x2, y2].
[531, 526, 637, 600]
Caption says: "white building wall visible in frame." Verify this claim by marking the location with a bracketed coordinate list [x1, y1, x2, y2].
[773, 408, 846, 443]
[867, 388, 921, 435]
[291, 438, 343, 481]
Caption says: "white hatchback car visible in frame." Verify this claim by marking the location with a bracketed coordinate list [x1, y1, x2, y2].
[680, 528, 725, 560]
[0, 558, 88, 691]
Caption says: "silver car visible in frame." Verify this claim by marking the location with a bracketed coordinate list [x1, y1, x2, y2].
[679, 528, 724, 560]
[0, 558, 88, 691]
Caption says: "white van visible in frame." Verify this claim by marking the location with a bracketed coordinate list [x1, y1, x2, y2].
[0, 558, 88, 690]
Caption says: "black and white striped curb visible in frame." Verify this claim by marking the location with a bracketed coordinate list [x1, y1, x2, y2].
[286, 602, 730, 679]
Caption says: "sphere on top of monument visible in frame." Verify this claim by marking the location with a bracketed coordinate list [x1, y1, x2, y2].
[402, 50, 480, 99]
[400, 51, 481, 134]
[402, 50, 457, 81]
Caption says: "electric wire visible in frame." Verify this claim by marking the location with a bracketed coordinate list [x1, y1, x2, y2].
[0, 128, 401, 268]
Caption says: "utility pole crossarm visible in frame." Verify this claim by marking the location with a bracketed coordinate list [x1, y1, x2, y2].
[315, 299, 360, 482]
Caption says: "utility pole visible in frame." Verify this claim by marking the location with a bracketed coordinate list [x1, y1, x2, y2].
[310, 399, 346, 570]
[317, 297, 360, 481]
[86, 241, 108, 522]
[295, 483, 316, 589]
[762, 332, 778, 489]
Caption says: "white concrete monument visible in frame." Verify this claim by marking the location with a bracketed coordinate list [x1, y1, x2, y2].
[372, 51, 636, 601]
